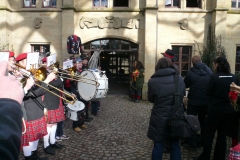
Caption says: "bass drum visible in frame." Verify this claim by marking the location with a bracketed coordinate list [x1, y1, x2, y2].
[78, 70, 108, 101]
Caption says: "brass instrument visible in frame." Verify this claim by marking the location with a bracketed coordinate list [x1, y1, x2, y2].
[12, 63, 76, 104]
[49, 62, 100, 87]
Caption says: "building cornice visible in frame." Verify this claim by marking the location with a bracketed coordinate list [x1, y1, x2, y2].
[0, 7, 12, 12]
[227, 10, 240, 14]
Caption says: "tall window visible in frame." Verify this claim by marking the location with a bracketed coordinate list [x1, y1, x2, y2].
[172, 46, 192, 77]
[93, 0, 108, 7]
[113, 0, 128, 7]
[23, 0, 36, 8]
[165, 0, 180, 7]
[43, 0, 57, 7]
[232, 0, 240, 8]
[235, 46, 240, 74]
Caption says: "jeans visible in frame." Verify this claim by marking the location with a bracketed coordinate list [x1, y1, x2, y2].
[56, 121, 63, 137]
[198, 106, 234, 160]
[152, 140, 182, 160]
[91, 101, 100, 114]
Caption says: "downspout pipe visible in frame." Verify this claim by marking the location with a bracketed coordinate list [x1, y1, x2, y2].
[156, 0, 158, 64]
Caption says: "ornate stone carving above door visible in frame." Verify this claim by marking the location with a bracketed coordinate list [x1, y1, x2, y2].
[79, 16, 139, 29]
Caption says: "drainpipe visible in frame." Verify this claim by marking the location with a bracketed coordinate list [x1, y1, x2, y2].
[156, 0, 158, 64]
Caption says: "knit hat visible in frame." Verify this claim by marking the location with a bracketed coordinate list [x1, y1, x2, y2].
[161, 49, 177, 62]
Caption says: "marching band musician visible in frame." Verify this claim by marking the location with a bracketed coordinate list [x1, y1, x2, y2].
[80, 54, 93, 122]
[130, 60, 145, 103]
[63, 57, 88, 132]
[15, 53, 55, 160]
[41, 57, 65, 155]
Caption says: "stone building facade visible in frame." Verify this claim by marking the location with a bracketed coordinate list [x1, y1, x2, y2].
[0, 0, 239, 99]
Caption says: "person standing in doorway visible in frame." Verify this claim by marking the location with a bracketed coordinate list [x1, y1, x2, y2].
[130, 60, 145, 103]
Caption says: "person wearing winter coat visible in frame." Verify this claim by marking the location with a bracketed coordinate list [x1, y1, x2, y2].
[182, 55, 212, 149]
[147, 57, 185, 160]
[195, 56, 238, 160]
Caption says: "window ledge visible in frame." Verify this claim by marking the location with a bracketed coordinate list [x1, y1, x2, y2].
[75, 8, 142, 12]
[159, 8, 210, 13]
[13, 8, 62, 12]
[228, 9, 240, 14]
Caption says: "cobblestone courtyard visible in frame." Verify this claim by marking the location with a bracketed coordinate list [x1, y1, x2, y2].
[19, 94, 231, 160]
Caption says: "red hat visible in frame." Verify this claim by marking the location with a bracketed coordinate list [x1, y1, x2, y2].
[41, 57, 47, 62]
[15, 53, 27, 62]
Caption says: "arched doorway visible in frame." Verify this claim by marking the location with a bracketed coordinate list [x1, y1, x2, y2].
[82, 38, 139, 95]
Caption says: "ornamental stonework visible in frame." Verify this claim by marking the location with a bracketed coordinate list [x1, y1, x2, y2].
[79, 16, 139, 29]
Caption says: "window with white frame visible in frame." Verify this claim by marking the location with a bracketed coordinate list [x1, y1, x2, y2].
[113, 0, 129, 7]
[235, 46, 240, 74]
[165, 0, 180, 7]
[232, 0, 240, 8]
[43, 0, 57, 7]
[23, 0, 36, 8]
[93, 0, 108, 7]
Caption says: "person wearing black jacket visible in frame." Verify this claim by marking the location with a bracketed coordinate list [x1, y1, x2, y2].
[15, 53, 55, 160]
[0, 61, 24, 160]
[147, 57, 185, 160]
[43, 67, 65, 155]
[195, 56, 238, 160]
[183, 56, 212, 149]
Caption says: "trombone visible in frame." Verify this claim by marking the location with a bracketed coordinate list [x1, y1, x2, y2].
[48, 62, 100, 87]
[11, 63, 76, 105]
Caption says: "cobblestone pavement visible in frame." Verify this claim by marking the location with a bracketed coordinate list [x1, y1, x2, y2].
[19, 95, 231, 160]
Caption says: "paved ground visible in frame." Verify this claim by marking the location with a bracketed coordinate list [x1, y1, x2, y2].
[19, 94, 231, 160]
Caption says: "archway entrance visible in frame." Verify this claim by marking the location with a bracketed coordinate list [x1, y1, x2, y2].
[83, 38, 139, 95]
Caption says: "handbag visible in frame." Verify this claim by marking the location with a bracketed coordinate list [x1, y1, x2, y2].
[169, 74, 200, 139]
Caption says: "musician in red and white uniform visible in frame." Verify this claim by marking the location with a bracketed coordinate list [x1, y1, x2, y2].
[15, 53, 55, 160]
[41, 57, 65, 155]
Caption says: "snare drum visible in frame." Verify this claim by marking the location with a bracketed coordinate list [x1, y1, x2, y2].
[66, 101, 85, 121]
[78, 70, 108, 101]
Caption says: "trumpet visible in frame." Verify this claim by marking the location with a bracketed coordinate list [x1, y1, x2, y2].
[48, 62, 100, 87]
[11, 63, 76, 105]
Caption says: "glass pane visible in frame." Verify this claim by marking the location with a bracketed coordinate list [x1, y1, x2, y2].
[123, 67, 129, 74]
[182, 63, 190, 70]
[83, 42, 90, 50]
[165, 0, 171, 6]
[101, 0, 108, 7]
[173, 0, 179, 6]
[182, 54, 190, 63]
[93, 0, 100, 6]
[114, 0, 128, 7]
[91, 40, 101, 49]
[130, 42, 138, 51]
[232, 1, 236, 8]
[110, 39, 120, 49]
[236, 51, 240, 63]
[52, 0, 56, 6]
[238, 2, 240, 8]
[121, 58, 129, 66]
[121, 40, 130, 50]
[112, 69, 116, 74]
[101, 40, 109, 49]
[235, 64, 240, 72]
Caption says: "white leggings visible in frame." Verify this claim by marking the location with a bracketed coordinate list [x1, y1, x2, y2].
[43, 123, 57, 148]
[23, 139, 39, 156]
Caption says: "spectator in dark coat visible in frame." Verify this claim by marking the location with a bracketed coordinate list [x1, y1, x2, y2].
[182, 55, 212, 149]
[195, 56, 238, 160]
[147, 57, 185, 160]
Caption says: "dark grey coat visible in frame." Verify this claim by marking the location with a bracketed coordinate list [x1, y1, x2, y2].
[147, 68, 186, 142]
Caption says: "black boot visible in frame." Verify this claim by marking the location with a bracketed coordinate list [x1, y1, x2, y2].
[44, 145, 55, 155]
[32, 150, 48, 160]
[50, 142, 64, 149]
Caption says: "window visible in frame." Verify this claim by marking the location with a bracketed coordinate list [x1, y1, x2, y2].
[172, 46, 192, 77]
[235, 46, 240, 74]
[187, 0, 201, 8]
[165, 0, 180, 7]
[232, 0, 240, 8]
[43, 0, 57, 7]
[113, 0, 128, 7]
[23, 0, 36, 8]
[93, 0, 108, 7]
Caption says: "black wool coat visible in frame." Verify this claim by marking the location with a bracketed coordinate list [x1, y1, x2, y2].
[147, 68, 186, 142]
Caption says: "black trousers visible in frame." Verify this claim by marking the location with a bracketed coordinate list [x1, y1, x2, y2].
[186, 104, 208, 146]
[198, 107, 234, 160]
